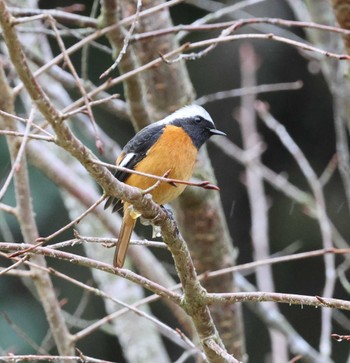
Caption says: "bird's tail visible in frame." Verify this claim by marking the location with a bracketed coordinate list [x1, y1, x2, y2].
[114, 207, 137, 268]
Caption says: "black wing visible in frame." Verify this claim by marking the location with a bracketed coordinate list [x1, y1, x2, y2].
[115, 122, 165, 181]
[105, 122, 165, 212]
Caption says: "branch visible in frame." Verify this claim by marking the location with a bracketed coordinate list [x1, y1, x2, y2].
[207, 291, 350, 311]
[96, 160, 220, 190]
[199, 247, 350, 279]
[100, 0, 142, 79]
[0, 354, 114, 363]
[0, 129, 54, 141]
[239, 44, 287, 362]
[256, 101, 336, 357]
[0, 242, 181, 303]
[0, 107, 35, 200]
[196, 80, 303, 105]
[8, 6, 98, 28]
[12, 0, 183, 96]
[234, 274, 333, 363]
[44, 266, 194, 352]
[168, 33, 350, 63]
[132, 17, 350, 42]
[63, 28, 350, 118]
[159, 214, 230, 362]
[47, 15, 103, 152]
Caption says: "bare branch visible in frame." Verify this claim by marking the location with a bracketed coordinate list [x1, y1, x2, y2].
[196, 80, 303, 105]
[256, 101, 336, 357]
[207, 291, 350, 311]
[100, 0, 142, 79]
[0, 107, 35, 201]
[95, 160, 220, 190]
[8, 6, 98, 28]
[0, 241, 181, 302]
[0, 354, 114, 363]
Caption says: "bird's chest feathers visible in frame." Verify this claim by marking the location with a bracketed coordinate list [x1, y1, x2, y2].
[146, 125, 197, 179]
[127, 125, 198, 204]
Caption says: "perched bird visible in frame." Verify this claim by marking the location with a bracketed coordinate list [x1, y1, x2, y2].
[105, 104, 226, 268]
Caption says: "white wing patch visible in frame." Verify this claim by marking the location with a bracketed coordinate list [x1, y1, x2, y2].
[119, 152, 136, 168]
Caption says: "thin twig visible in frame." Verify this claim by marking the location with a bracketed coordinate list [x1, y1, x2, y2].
[196, 80, 303, 105]
[2, 312, 48, 354]
[256, 100, 335, 358]
[0, 242, 182, 303]
[37, 195, 106, 243]
[95, 160, 220, 191]
[42, 266, 196, 352]
[9, 195, 106, 259]
[0, 107, 35, 201]
[0, 203, 17, 215]
[8, 6, 98, 28]
[176, 0, 266, 41]
[239, 44, 287, 362]
[81, 0, 101, 80]
[164, 32, 350, 63]
[319, 154, 338, 187]
[0, 355, 114, 363]
[100, 0, 142, 79]
[12, 0, 184, 96]
[206, 291, 350, 310]
[199, 247, 350, 279]
[61, 94, 120, 120]
[66, 29, 349, 114]
[131, 16, 350, 44]
[49, 236, 167, 250]
[0, 109, 53, 136]
[47, 15, 103, 153]
[0, 254, 28, 276]
[0, 129, 54, 141]
[142, 169, 171, 194]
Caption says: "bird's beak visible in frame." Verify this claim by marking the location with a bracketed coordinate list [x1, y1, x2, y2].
[209, 128, 226, 137]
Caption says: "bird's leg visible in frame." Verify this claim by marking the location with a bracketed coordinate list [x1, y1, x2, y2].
[151, 205, 174, 238]
[151, 225, 162, 238]
[140, 205, 174, 238]
[128, 204, 141, 219]
[140, 210, 162, 238]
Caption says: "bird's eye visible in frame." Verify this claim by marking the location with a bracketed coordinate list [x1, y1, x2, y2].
[194, 116, 202, 124]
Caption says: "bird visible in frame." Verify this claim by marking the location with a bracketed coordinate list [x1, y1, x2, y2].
[105, 104, 226, 268]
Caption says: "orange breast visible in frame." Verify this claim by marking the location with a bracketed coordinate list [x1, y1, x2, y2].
[124, 125, 198, 205]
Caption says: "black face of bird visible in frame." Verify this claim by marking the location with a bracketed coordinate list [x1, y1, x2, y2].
[171, 115, 225, 149]
[122, 104, 226, 155]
